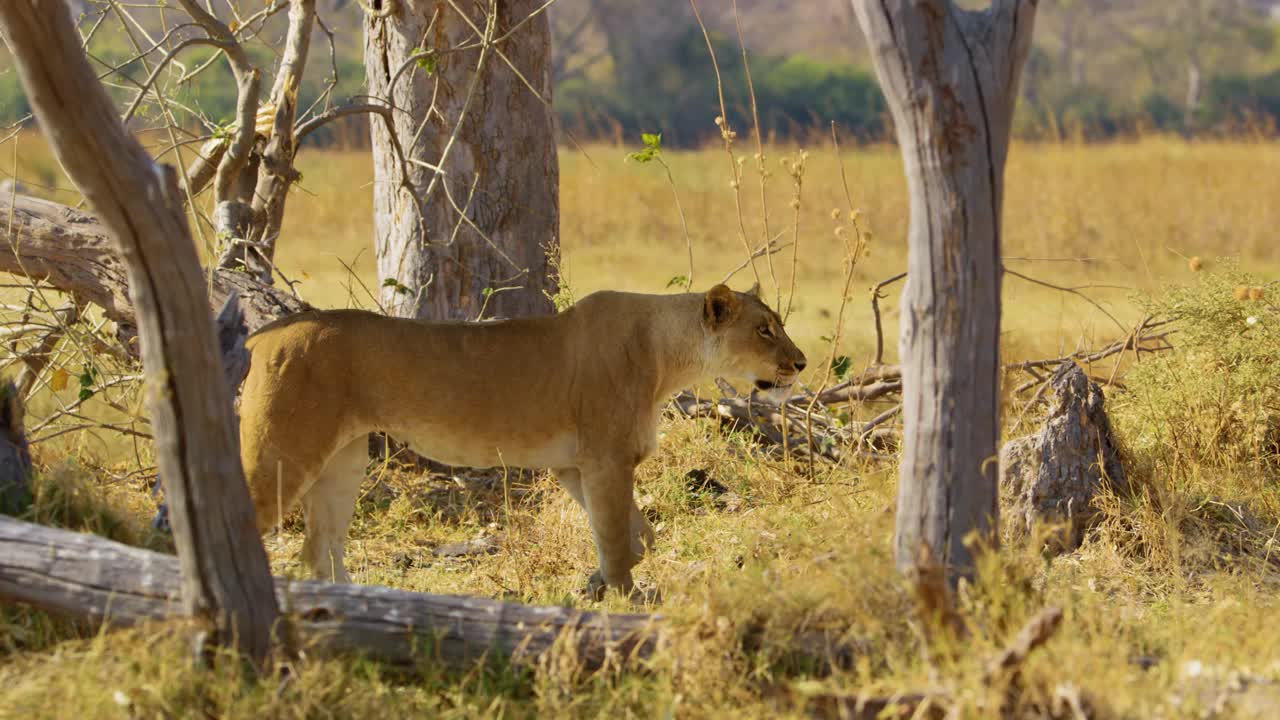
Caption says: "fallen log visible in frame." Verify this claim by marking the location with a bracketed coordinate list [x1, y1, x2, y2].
[805, 365, 903, 406]
[670, 391, 899, 463]
[0, 516, 662, 669]
[0, 191, 309, 342]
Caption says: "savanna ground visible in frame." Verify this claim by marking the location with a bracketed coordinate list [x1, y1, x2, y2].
[2, 134, 1280, 718]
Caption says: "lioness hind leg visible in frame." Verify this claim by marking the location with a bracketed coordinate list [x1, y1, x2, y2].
[243, 444, 314, 535]
[299, 437, 368, 583]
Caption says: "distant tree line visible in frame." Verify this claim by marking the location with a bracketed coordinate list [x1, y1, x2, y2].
[5, 0, 1280, 146]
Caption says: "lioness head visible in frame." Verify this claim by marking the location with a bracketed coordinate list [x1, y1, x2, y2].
[702, 283, 807, 393]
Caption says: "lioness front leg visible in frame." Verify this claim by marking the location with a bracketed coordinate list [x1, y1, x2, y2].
[577, 462, 645, 597]
[555, 467, 653, 561]
[557, 467, 654, 596]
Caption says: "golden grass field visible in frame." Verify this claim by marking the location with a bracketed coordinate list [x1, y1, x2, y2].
[3, 136, 1280, 718]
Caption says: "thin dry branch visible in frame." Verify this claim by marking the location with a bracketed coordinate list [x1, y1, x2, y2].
[870, 272, 906, 366]
[13, 303, 78, 398]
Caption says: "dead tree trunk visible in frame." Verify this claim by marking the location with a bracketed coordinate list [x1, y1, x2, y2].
[1184, 50, 1202, 138]
[850, 0, 1038, 581]
[1000, 362, 1127, 552]
[364, 0, 559, 320]
[0, 2, 278, 663]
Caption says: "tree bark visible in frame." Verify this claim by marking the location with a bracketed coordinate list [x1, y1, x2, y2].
[850, 0, 1037, 581]
[0, 516, 660, 670]
[0, 1, 279, 663]
[0, 190, 309, 348]
[365, 0, 559, 321]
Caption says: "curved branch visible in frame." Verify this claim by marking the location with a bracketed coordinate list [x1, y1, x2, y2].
[295, 102, 392, 142]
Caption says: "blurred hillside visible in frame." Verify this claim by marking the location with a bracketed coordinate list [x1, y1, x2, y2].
[3, 0, 1280, 144]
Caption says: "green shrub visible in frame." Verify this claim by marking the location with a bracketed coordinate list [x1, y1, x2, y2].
[1112, 261, 1280, 470]
[556, 29, 885, 146]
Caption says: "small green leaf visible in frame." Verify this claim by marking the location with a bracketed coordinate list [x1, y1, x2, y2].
[78, 387, 95, 403]
[625, 132, 663, 164]
[831, 355, 852, 379]
[482, 287, 494, 298]
[416, 54, 437, 75]
[626, 147, 657, 164]
[382, 278, 411, 295]
[666, 275, 689, 289]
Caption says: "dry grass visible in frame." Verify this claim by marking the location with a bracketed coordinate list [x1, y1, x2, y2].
[3, 135, 1280, 717]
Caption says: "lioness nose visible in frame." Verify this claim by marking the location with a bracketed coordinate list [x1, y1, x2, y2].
[794, 358, 807, 372]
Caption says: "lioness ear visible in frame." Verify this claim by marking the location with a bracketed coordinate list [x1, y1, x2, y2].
[747, 282, 761, 298]
[703, 284, 741, 329]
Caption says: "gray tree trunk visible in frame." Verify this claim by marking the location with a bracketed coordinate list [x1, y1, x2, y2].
[0, 1, 279, 663]
[1184, 51, 1202, 137]
[365, 0, 559, 320]
[850, 0, 1038, 582]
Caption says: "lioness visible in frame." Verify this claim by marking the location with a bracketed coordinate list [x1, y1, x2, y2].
[241, 284, 806, 596]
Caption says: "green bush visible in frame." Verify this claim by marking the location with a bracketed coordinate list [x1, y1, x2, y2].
[556, 29, 885, 146]
[0, 71, 30, 125]
[1112, 261, 1280, 470]
[1203, 69, 1280, 130]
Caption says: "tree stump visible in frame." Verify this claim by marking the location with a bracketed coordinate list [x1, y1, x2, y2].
[999, 362, 1127, 552]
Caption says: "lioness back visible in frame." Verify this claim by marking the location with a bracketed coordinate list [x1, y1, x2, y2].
[242, 308, 587, 471]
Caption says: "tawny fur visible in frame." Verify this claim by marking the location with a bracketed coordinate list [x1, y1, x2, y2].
[240, 285, 806, 594]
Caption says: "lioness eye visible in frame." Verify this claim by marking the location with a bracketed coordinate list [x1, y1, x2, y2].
[757, 325, 773, 338]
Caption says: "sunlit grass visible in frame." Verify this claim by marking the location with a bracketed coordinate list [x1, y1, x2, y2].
[4, 134, 1280, 717]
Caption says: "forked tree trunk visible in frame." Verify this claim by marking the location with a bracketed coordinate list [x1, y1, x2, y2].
[365, 0, 559, 320]
[850, 0, 1038, 581]
[0, 1, 278, 663]
[217, 0, 316, 282]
